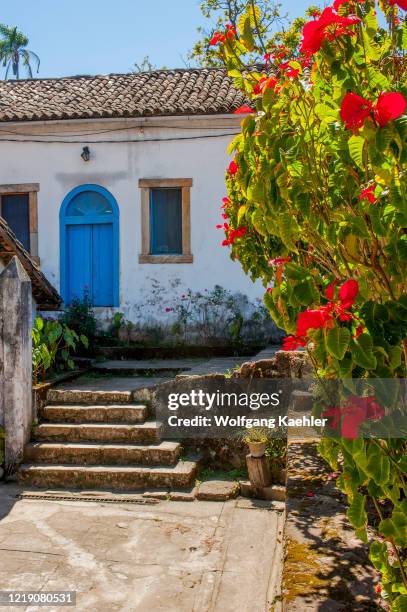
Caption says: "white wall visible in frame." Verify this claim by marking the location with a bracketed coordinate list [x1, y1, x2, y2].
[0, 115, 264, 323]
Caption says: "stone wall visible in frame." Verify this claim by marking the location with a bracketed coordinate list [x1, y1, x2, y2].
[0, 257, 33, 473]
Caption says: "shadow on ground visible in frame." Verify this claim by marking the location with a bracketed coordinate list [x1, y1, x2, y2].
[0, 482, 21, 520]
[283, 442, 380, 611]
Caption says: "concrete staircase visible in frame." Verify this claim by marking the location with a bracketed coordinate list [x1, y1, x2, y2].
[19, 389, 197, 492]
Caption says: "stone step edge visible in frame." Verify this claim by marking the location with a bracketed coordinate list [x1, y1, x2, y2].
[25, 441, 180, 450]
[47, 390, 136, 405]
[19, 462, 197, 474]
[33, 421, 161, 429]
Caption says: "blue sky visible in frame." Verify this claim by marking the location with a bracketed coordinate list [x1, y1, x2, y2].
[0, 0, 311, 79]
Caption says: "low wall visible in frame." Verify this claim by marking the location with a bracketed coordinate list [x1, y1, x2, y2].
[0, 258, 33, 473]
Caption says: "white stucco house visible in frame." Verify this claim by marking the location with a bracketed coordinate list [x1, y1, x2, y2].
[0, 68, 262, 325]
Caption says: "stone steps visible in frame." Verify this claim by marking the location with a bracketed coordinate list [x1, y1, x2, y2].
[20, 387, 198, 493]
[41, 404, 147, 424]
[47, 389, 134, 405]
[19, 462, 197, 491]
[32, 421, 162, 444]
[24, 441, 181, 466]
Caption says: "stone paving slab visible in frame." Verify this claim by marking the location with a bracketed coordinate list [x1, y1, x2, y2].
[0, 483, 284, 612]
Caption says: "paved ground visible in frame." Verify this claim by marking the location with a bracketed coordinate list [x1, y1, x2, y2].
[0, 484, 284, 612]
[57, 355, 261, 393]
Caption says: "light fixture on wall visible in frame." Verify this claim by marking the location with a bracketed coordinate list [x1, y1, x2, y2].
[81, 146, 91, 162]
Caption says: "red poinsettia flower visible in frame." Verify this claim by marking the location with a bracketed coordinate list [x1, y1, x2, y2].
[375, 584, 382, 594]
[300, 7, 360, 55]
[373, 92, 406, 127]
[269, 256, 291, 266]
[221, 197, 231, 208]
[326, 279, 339, 300]
[253, 76, 278, 95]
[359, 184, 377, 204]
[322, 405, 342, 429]
[210, 31, 225, 46]
[282, 335, 306, 350]
[225, 24, 236, 39]
[389, 0, 407, 9]
[228, 160, 238, 176]
[296, 307, 333, 337]
[234, 105, 255, 114]
[340, 92, 373, 129]
[338, 279, 359, 308]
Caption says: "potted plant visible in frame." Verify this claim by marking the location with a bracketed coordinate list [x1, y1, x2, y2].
[240, 427, 270, 458]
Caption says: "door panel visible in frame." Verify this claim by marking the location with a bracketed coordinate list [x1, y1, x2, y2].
[66, 224, 92, 304]
[92, 224, 114, 307]
[66, 223, 114, 307]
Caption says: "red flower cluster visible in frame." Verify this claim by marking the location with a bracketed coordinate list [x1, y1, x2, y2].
[280, 61, 300, 79]
[209, 24, 236, 46]
[269, 256, 292, 266]
[216, 223, 247, 247]
[234, 105, 255, 114]
[359, 184, 377, 204]
[389, 0, 407, 9]
[228, 160, 239, 176]
[323, 396, 385, 439]
[253, 76, 279, 95]
[300, 7, 360, 55]
[282, 279, 359, 350]
[340, 91, 406, 130]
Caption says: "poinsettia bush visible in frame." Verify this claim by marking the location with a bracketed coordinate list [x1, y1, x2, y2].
[214, 0, 407, 606]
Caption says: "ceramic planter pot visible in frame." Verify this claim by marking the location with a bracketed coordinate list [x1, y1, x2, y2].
[248, 441, 267, 458]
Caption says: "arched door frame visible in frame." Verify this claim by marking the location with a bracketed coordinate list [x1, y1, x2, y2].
[60, 184, 120, 306]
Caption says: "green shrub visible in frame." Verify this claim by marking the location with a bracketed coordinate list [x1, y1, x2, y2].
[61, 290, 97, 352]
[32, 317, 89, 383]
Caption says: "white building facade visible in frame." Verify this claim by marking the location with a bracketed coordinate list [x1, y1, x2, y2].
[0, 70, 263, 326]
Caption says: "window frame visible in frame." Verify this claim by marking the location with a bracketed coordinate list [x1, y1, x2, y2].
[0, 183, 40, 263]
[139, 178, 193, 264]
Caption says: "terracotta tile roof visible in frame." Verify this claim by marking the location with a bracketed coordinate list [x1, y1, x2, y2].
[0, 217, 61, 309]
[0, 69, 247, 122]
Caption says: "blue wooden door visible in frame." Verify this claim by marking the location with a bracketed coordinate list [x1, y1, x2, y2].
[61, 185, 119, 307]
[66, 223, 114, 306]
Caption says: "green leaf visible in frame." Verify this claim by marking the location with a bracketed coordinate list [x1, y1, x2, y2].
[347, 492, 367, 530]
[393, 595, 407, 612]
[379, 512, 407, 546]
[80, 335, 89, 349]
[237, 204, 247, 224]
[365, 444, 390, 486]
[34, 317, 44, 331]
[348, 135, 365, 169]
[326, 327, 351, 360]
[352, 334, 377, 370]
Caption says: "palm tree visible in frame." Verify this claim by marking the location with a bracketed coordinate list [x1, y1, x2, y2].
[0, 24, 40, 79]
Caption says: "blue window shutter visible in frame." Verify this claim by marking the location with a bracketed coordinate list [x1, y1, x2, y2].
[1, 194, 30, 251]
[150, 188, 182, 255]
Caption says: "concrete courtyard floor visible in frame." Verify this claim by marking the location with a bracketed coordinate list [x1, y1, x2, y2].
[0, 483, 284, 612]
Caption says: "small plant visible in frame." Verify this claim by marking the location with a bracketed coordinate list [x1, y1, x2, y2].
[32, 317, 88, 383]
[239, 427, 270, 444]
[61, 289, 97, 350]
[265, 438, 287, 462]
